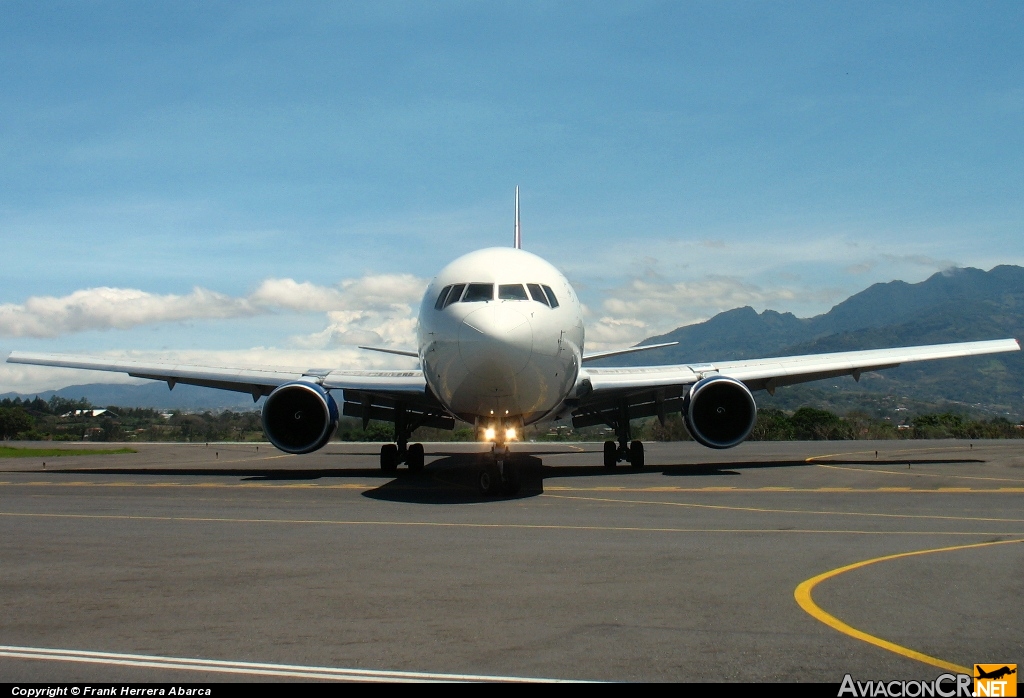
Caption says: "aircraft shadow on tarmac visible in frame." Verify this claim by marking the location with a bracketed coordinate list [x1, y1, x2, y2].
[33, 451, 986, 505]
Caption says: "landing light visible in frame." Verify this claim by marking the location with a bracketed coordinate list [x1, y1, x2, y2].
[484, 427, 496, 441]
[505, 427, 517, 441]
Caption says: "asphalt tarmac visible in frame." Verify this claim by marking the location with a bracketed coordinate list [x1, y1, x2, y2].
[1, 439, 1021, 683]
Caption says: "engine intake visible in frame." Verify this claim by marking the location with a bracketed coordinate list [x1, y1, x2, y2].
[683, 375, 757, 449]
[261, 382, 339, 454]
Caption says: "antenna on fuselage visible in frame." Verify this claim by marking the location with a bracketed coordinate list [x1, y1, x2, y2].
[514, 186, 521, 249]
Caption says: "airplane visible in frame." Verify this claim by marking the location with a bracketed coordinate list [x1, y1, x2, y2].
[975, 666, 1016, 681]
[6, 189, 1020, 495]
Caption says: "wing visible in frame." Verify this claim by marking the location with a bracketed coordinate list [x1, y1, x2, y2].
[5, 351, 454, 431]
[572, 339, 1020, 429]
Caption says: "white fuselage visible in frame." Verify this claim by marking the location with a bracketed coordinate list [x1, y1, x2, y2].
[416, 248, 585, 430]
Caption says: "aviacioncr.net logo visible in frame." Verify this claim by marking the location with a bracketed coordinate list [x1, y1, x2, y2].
[839, 673, 973, 697]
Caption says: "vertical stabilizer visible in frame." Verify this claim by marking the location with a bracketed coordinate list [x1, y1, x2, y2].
[514, 186, 521, 249]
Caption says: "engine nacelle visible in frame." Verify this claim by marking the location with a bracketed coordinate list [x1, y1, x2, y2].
[261, 381, 339, 454]
[683, 375, 757, 449]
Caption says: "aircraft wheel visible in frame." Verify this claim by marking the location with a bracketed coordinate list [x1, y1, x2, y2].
[380, 444, 399, 474]
[478, 465, 501, 496]
[629, 440, 645, 470]
[603, 440, 617, 468]
[407, 443, 425, 473]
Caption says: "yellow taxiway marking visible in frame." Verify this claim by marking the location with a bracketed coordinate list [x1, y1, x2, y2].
[814, 462, 1024, 484]
[794, 538, 1024, 673]
[805, 445, 983, 461]
[3, 480, 1024, 494]
[2, 510, 1023, 538]
[542, 493, 1024, 524]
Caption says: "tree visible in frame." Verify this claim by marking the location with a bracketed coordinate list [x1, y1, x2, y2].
[0, 406, 34, 440]
[749, 408, 796, 441]
[790, 407, 855, 440]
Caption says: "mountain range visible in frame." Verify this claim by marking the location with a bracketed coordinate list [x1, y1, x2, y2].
[1, 381, 264, 411]
[4, 265, 1022, 417]
[596, 265, 1024, 417]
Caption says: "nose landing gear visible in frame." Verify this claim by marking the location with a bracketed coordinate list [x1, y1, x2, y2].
[478, 442, 521, 496]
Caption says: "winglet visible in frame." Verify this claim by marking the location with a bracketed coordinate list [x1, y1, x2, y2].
[514, 186, 521, 249]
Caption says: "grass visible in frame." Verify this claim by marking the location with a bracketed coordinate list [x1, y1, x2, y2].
[0, 446, 137, 458]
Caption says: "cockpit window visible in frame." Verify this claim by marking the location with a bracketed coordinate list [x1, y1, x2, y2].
[498, 284, 529, 300]
[461, 283, 494, 303]
[527, 283, 549, 307]
[438, 282, 549, 307]
[434, 285, 453, 310]
[542, 285, 559, 308]
[443, 283, 466, 308]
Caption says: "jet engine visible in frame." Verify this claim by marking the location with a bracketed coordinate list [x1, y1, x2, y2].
[683, 375, 757, 449]
[261, 382, 339, 454]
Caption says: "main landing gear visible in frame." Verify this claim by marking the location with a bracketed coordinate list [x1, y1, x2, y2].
[478, 442, 521, 497]
[603, 439, 644, 469]
[379, 441, 425, 474]
[602, 402, 644, 469]
[379, 405, 425, 474]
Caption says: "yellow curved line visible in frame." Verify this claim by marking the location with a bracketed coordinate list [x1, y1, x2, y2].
[794, 538, 1024, 673]
[805, 445, 977, 462]
[813, 461, 1024, 484]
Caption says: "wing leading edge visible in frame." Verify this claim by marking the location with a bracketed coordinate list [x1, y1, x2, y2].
[573, 338, 1020, 428]
[6, 351, 451, 433]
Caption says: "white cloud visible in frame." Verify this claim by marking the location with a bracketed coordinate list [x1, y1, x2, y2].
[336, 273, 426, 310]
[0, 274, 428, 343]
[289, 310, 419, 349]
[0, 274, 429, 392]
[249, 278, 346, 312]
[278, 273, 427, 349]
[0, 287, 256, 338]
[585, 316, 647, 347]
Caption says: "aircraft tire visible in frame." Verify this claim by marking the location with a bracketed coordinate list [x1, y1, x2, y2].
[603, 440, 617, 468]
[407, 443, 425, 472]
[629, 440, 644, 470]
[380, 444, 399, 474]
[478, 465, 501, 496]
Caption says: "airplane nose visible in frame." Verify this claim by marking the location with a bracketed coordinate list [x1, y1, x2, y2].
[458, 305, 533, 382]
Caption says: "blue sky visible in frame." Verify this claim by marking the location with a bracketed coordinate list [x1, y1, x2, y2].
[2, 1, 1022, 393]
